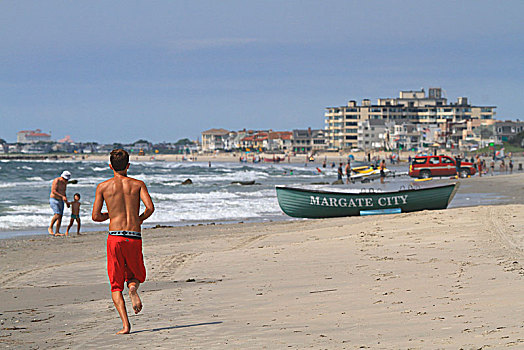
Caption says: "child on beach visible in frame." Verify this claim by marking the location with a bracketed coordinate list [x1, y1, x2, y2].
[65, 193, 81, 236]
[92, 149, 155, 334]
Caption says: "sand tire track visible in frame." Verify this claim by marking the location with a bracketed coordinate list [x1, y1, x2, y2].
[488, 206, 524, 256]
[229, 234, 269, 250]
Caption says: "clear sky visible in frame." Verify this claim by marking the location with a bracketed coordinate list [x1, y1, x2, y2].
[1, 1, 522, 143]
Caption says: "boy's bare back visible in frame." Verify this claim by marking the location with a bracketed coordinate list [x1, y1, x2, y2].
[93, 175, 154, 232]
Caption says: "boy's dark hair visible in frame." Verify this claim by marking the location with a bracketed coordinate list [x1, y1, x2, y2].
[110, 149, 129, 171]
[74, 193, 81, 199]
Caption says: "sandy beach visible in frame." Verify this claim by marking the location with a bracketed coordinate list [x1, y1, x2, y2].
[1, 175, 523, 349]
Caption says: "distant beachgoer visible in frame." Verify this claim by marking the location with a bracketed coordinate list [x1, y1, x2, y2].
[509, 160, 513, 173]
[48, 171, 71, 236]
[331, 162, 335, 168]
[208, 161, 211, 167]
[476, 156, 482, 177]
[337, 163, 343, 181]
[65, 193, 82, 236]
[92, 149, 155, 335]
[380, 159, 386, 184]
[408, 156, 412, 164]
[345, 161, 351, 184]
[455, 156, 462, 176]
[500, 160, 506, 173]
[322, 159, 326, 168]
[490, 161, 495, 176]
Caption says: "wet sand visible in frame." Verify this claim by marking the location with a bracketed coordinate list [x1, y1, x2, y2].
[1, 176, 523, 349]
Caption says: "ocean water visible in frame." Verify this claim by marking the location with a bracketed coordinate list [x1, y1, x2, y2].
[0, 159, 512, 239]
[0, 159, 348, 238]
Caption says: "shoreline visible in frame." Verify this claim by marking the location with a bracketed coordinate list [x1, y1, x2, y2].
[0, 215, 293, 241]
[1, 203, 522, 348]
[1, 172, 523, 240]
[3, 151, 522, 165]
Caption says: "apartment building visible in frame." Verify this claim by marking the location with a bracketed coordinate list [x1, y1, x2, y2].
[325, 88, 496, 150]
[357, 119, 388, 150]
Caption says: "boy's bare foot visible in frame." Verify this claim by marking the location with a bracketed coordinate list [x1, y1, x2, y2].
[129, 284, 142, 314]
[65, 231, 69, 236]
[116, 324, 131, 334]
[55, 233, 64, 236]
[48, 227, 54, 235]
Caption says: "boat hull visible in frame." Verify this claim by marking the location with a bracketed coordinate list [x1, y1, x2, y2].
[276, 183, 459, 218]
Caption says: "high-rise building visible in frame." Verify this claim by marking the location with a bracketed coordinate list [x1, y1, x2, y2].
[324, 88, 496, 149]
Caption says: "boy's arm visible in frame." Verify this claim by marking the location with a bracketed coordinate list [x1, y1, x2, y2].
[138, 182, 155, 223]
[92, 184, 109, 222]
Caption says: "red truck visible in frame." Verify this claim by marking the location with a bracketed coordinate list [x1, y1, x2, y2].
[409, 155, 476, 179]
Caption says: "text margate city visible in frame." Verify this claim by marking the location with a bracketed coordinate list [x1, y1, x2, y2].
[309, 195, 409, 208]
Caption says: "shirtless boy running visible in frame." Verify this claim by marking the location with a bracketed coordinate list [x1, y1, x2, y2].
[92, 149, 155, 334]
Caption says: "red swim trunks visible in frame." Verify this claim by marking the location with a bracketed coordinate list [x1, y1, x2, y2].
[107, 233, 146, 292]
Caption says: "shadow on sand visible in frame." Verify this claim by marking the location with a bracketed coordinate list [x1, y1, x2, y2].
[132, 321, 223, 334]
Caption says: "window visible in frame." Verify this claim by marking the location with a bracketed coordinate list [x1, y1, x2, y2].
[412, 158, 427, 165]
[442, 157, 454, 164]
[429, 157, 439, 164]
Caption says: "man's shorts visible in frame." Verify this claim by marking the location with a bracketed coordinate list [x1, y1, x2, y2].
[49, 198, 64, 215]
[107, 232, 146, 292]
